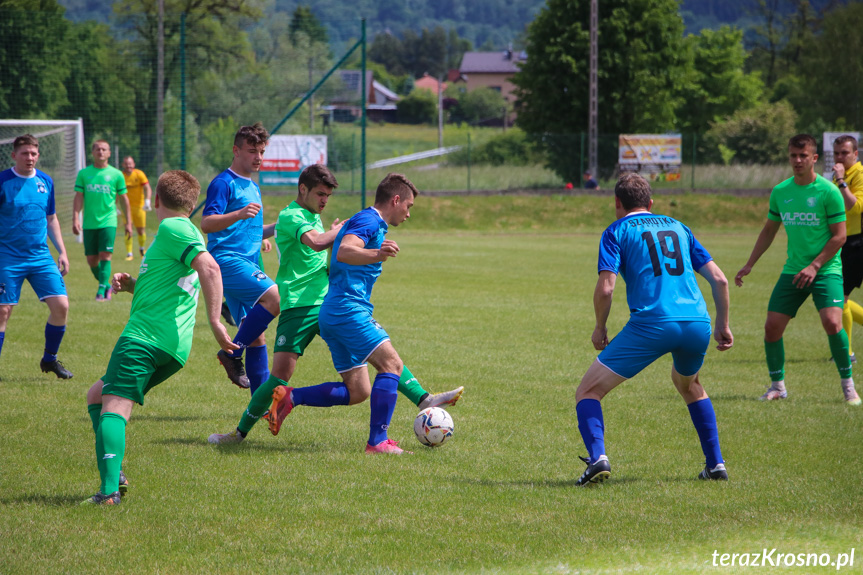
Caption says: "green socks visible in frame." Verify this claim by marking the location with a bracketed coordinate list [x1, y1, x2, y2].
[828, 330, 853, 379]
[238, 374, 287, 435]
[87, 404, 101, 434]
[98, 260, 111, 295]
[89, 265, 99, 281]
[96, 412, 126, 495]
[765, 338, 785, 383]
[398, 365, 428, 407]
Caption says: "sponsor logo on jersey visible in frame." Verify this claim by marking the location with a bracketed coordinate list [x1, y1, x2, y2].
[86, 183, 114, 194]
[781, 211, 820, 226]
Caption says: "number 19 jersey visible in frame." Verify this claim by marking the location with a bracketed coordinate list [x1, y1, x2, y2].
[597, 212, 712, 324]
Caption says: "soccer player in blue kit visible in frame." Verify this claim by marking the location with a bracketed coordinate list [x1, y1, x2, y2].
[318, 173, 420, 454]
[0, 134, 73, 380]
[201, 123, 279, 392]
[575, 173, 734, 485]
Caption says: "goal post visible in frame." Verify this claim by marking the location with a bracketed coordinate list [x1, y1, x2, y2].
[0, 119, 86, 237]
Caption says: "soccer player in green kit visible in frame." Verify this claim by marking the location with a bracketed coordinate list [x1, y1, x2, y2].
[208, 164, 463, 445]
[81, 170, 237, 505]
[736, 134, 861, 405]
[72, 140, 133, 301]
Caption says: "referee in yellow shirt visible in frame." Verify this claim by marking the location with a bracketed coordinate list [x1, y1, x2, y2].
[834, 135, 863, 363]
[121, 156, 152, 260]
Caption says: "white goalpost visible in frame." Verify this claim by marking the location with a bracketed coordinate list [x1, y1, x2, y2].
[0, 119, 86, 238]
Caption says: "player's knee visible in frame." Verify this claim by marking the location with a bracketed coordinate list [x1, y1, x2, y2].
[346, 381, 371, 405]
[0, 305, 12, 323]
[86, 381, 103, 404]
[259, 287, 280, 315]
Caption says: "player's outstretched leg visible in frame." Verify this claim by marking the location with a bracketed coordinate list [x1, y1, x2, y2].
[208, 374, 290, 443]
[397, 365, 464, 409]
[265, 381, 352, 436]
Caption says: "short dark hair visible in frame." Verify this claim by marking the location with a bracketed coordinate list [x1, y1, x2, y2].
[234, 122, 269, 148]
[157, 170, 201, 213]
[299, 164, 338, 192]
[614, 173, 652, 210]
[834, 134, 859, 152]
[92, 139, 110, 149]
[374, 173, 419, 205]
[13, 134, 38, 151]
[788, 134, 817, 152]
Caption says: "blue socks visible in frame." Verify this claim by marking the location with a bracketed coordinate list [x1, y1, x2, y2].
[687, 398, 723, 468]
[230, 303, 275, 358]
[245, 345, 269, 395]
[43, 323, 66, 362]
[0, 331, 4, 359]
[292, 382, 351, 407]
[368, 372, 399, 446]
[576, 399, 606, 464]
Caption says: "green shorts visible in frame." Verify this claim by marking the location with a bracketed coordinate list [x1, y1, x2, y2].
[274, 305, 320, 355]
[768, 273, 845, 317]
[101, 336, 183, 405]
[83, 227, 117, 256]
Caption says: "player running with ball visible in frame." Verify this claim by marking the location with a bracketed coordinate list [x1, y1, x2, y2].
[208, 166, 462, 446]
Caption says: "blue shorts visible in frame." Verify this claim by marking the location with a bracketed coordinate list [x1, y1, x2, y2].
[597, 320, 711, 379]
[0, 255, 67, 305]
[318, 304, 390, 373]
[215, 254, 276, 324]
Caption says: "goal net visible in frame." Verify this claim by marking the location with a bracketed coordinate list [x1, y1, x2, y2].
[0, 119, 86, 232]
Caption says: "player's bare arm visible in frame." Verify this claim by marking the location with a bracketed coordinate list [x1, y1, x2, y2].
[263, 222, 275, 239]
[301, 218, 344, 252]
[111, 272, 135, 293]
[698, 261, 733, 351]
[190, 250, 239, 353]
[735, 219, 781, 286]
[120, 193, 133, 238]
[592, 270, 616, 351]
[793, 220, 846, 289]
[46, 213, 69, 276]
[337, 235, 399, 264]
[72, 191, 84, 235]
[200, 202, 262, 233]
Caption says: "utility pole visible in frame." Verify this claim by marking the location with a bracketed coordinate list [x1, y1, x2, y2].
[589, 0, 598, 178]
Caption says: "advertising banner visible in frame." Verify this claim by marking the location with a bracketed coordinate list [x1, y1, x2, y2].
[618, 134, 682, 181]
[260, 135, 327, 186]
[822, 132, 861, 178]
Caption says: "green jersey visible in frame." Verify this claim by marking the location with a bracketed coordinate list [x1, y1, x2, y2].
[274, 201, 329, 310]
[768, 174, 846, 276]
[74, 165, 127, 229]
[121, 217, 207, 364]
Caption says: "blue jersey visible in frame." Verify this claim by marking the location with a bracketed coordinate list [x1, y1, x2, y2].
[203, 169, 264, 262]
[0, 168, 56, 259]
[597, 212, 712, 323]
[323, 207, 387, 313]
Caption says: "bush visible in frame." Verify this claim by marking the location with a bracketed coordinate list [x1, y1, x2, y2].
[449, 87, 509, 125]
[704, 100, 798, 164]
[397, 90, 437, 124]
[449, 128, 543, 166]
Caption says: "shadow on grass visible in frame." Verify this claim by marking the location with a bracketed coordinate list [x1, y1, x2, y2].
[457, 476, 640, 489]
[132, 414, 208, 422]
[0, 493, 89, 506]
[152, 436, 327, 453]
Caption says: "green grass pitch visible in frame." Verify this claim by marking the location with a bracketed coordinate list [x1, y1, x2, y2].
[1, 193, 861, 574]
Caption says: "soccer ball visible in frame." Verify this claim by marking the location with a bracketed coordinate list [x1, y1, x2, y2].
[413, 407, 454, 447]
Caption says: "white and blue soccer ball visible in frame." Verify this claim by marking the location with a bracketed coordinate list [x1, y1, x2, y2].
[413, 407, 454, 447]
